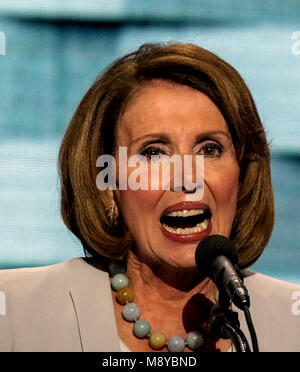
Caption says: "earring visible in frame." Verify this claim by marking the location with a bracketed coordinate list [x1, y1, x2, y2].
[106, 202, 119, 225]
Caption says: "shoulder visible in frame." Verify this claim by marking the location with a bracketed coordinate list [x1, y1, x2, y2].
[242, 269, 300, 307]
[0, 258, 118, 352]
[0, 257, 110, 320]
[237, 270, 300, 352]
[0, 257, 108, 284]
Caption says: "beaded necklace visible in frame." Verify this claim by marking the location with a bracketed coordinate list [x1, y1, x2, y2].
[109, 262, 205, 352]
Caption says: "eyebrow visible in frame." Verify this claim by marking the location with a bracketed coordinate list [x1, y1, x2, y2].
[194, 130, 232, 142]
[132, 133, 170, 146]
[131, 130, 231, 146]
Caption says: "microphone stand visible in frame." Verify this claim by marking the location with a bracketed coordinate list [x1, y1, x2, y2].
[210, 288, 251, 352]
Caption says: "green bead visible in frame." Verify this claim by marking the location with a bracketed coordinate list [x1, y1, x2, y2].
[133, 320, 151, 338]
[149, 332, 167, 350]
[108, 261, 126, 277]
[186, 331, 204, 349]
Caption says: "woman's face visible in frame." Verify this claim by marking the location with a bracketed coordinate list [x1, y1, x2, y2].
[114, 80, 240, 271]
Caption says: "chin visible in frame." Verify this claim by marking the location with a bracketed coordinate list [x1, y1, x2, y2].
[164, 251, 200, 272]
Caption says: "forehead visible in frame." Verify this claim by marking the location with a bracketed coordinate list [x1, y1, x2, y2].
[117, 80, 228, 143]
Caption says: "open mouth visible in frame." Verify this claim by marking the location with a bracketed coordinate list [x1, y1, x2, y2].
[160, 208, 211, 235]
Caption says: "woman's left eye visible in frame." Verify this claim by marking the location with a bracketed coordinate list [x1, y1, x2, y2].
[198, 143, 224, 157]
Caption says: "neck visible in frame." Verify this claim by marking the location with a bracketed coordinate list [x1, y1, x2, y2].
[125, 250, 217, 306]
[114, 250, 232, 352]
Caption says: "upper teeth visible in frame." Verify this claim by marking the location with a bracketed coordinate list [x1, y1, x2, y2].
[165, 209, 206, 217]
[162, 220, 209, 234]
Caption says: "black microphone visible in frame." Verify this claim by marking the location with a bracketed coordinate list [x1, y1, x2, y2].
[195, 235, 250, 310]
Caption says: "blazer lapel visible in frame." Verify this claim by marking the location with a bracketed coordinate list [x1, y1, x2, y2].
[69, 273, 121, 352]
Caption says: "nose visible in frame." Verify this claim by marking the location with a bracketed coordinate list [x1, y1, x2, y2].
[170, 154, 204, 193]
[182, 185, 197, 194]
[174, 183, 202, 193]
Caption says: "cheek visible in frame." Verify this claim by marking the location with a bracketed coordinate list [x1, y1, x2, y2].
[206, 164, 240, 206]
[115, 157, 164, 222]
[116, 189, 162, 222]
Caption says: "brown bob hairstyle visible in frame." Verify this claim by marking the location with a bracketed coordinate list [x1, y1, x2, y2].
[58, 42, 274, 269]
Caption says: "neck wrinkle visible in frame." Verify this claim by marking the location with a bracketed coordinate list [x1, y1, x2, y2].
[125, 250, 217, 305]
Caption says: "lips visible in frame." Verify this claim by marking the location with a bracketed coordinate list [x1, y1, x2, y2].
[160, 201, 212, 243]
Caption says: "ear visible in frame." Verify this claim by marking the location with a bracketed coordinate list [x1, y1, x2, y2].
[106, 189, 119, 220]
[111, 187, 121, 205]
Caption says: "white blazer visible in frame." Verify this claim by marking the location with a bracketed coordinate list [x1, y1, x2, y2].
[0, 257, 299, 352]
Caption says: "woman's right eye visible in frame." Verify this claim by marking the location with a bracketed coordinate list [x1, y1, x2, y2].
[140, 146, 166, 159]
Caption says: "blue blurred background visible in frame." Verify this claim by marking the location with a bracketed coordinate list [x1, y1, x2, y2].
[0, 1, 299, 283]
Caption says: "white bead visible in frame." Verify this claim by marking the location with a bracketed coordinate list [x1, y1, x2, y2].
[122, 303, 140, 322]
[167, 335, 185, 352]
[111, 273, 129, 291]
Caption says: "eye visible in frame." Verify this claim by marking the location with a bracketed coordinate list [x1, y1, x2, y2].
[140, 145, 167, 159]
[198, 142, 224, 157]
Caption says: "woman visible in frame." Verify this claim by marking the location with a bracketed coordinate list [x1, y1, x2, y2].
[0, 42, 299, 352]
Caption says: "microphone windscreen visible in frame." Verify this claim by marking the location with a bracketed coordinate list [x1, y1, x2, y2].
[195, 235, 238, 276]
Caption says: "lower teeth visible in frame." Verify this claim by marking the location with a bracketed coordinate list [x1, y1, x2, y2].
[162, 219, 209, 234]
